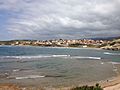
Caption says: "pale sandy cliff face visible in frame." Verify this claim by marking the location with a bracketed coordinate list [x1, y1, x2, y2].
[101, 38, 120, 50]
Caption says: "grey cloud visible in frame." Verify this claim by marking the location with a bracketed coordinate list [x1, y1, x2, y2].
[1, 0, 120, 39]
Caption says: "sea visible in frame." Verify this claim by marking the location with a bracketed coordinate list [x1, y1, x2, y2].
[0, 45, 120, 87]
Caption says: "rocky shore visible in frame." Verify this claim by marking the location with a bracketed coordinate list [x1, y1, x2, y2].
[101, 38, 120, 51]
[101, 46, 120, 51]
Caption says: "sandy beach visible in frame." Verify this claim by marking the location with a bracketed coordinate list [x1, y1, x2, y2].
[104, 84, 120, 90]
[102, 76, 120, 90]
[101, 64, 120, 90]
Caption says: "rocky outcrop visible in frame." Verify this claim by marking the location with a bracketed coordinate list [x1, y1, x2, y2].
[101, 39, 120, 50]
[101, 46, 120, 50]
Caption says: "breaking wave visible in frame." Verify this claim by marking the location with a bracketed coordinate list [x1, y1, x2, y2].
[70, 56, 101, 60]
[104, 52, 120, 55]
[7, 75, 45, 80]
[0, 55, 71, 59]
[0, 55, 101, 60]
[0, 55, 102, 60]
[7, 75, 65, 80]
[109, 62, 120, 65]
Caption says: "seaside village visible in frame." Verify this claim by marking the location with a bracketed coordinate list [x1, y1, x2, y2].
[0, 39, 110, 48]
[1, 38, 120, 50]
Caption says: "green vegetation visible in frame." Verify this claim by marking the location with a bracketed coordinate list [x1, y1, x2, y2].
[69, 43, 83, 47]
[71, 83, 103, 90]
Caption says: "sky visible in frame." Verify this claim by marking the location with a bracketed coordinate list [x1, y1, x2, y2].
[0, 0, 120, 40]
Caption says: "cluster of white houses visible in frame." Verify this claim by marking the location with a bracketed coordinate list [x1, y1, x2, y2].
[7, 39, 110, 47]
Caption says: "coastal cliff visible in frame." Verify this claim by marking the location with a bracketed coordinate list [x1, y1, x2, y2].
[101, 38, 120, 50]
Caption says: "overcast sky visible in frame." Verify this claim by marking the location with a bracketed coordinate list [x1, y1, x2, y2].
[0, 0, 120, 40]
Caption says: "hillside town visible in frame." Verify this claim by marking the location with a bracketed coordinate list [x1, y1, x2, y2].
[0, 38, 120, 50]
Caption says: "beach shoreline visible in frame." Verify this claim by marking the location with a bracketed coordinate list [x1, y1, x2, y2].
[0, 73, 120, 90]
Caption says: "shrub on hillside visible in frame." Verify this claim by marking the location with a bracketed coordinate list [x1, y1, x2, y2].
[71, 83, 103, 90]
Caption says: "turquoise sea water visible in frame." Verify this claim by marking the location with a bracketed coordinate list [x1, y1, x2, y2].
[0, 46, 120, 87]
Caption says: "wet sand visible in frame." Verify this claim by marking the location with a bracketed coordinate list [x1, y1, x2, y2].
[101, 64, 120, 90]
[102, 75, 120, 90]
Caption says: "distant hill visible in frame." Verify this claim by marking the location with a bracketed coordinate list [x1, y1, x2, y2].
[90, 36, 120, 40]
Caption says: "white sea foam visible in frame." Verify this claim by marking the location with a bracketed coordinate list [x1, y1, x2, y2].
[101, 62, 104, 64]
[104, 52, 120, 55]
[1, 55, 102, 60]
[15, 75, 45, 80]
[52, 55, 70, 57]
[109, 62, 120, 65]
[2, 54, 71, 59]
[13, 69, 20, 72]
[113, 68, 118, 72]
[71, 56, 101, 60]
